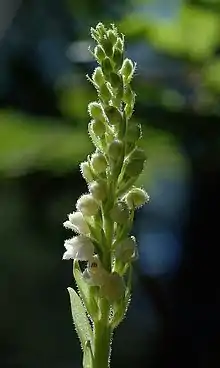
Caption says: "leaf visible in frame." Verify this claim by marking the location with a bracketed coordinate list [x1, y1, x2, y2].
[67, 287, 93, 351]
[73, 260, 99, 320]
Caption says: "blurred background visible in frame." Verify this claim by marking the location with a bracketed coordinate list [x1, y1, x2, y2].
[0, 0, 220, 367]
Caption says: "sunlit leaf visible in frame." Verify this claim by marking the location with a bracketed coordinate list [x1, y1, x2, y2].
[67, 287, 93, 351]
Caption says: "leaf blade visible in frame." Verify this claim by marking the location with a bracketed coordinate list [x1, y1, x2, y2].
[67, 287, 93, 351]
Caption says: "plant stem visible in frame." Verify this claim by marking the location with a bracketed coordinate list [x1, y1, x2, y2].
[92, 301, 112, 368]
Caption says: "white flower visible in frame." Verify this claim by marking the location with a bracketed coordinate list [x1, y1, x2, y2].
[62, 235, 94, 261]
[63, 211, 90, 235]
[76, 194, 99, 216]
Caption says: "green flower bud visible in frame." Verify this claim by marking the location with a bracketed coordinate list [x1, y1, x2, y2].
[76, 194, 99, 216]
[105, 106, 122, 125]
[92, 67, 105, 88]
[91, 119, 106, 138]
[115, 236, 137, 263]
[125, 98, 135, 119]
[101, 37, 113, 57]
[94, 45, 106, 63]
[88, 102, 106, 122]
[125, 187, 149, 209]
[124, 148, 146, 177]
[125, 123, 141, 153]
[90, 27, 100, 42]
[113, 48, 123, 70]
[129, 147, 146, 161]
[109, 72, 122, 89]
[126, 123, 142, 143]
[91, 152, 107, 174]
[96, 22, 107, 38]
[108, 139, 124, 160]
[100, 272, 124, 302]
[124, 160, 145, 177]
[101, 57, 113, 76]
[107, 29, 118, 45]
[123, 85, 135, 105]
[120, 58, 135, 83]
[115, 37, 124, 53]
[98, 83, 112, 103]
[89, 180, 107, 201]
[80, 161, 94, 183]
[110, 201, 129, 225]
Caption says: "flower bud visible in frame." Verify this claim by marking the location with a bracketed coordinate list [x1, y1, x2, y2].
[90, 27, 100, 42]
[80, 161, 94, 183]
[88, 102, 106, 122]
[125, 102, 135, 119]
[115, 236, 137, 263]
[92, 67, 105, 87]
[129, 147, 146, 161]
[99, 83, 112, 103]
[89, 180, 107, 201]
[91, 119, 106, 138]
[109, 72, 122, 89]
[115, 37, 124, 53]
[91, 152, 107, 174]
[113, 48, 123, 70]
[126, 123, 142, 143]
[120, 58, 135, 83]
[124, 148, 146, 177]
[107, 30, 118, 46]
[101, 57, 112, 75]
[63, 211, 90, 235]
[94, 45, 106, 63]
[101, 37, 113, 57]
[105, 106, 122, 125]
[123, 85, 135, 105]
[96, 22, 107, 37]
[125, 187, 149, 209]
[100, 272, 124, 302]
[76, 194, 99, 216]
[108, 139, 124, 160]
[110, 201, 129, 225]
[63, 235, 94, 261]
[124, 160, 144, 177]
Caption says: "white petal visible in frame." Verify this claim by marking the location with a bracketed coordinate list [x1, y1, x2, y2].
[63, 220, 76, 231]
[62, 236, 94, 261]
[63, 212, 90, 235]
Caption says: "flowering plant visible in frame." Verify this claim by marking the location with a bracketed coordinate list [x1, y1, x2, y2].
[63, 22, 149, 368]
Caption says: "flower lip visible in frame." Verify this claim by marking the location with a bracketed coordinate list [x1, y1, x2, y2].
[63, 211, 90, 235]
[63, 235, 94, 261]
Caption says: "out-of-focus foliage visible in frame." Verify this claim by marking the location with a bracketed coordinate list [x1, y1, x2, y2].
[120, 1, 220, 114]
[0, 111, 91, 176]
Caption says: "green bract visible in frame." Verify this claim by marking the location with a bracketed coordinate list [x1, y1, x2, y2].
[63, 23, 149, 368]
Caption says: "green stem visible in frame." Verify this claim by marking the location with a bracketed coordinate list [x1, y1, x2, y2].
[92, 301, 112, 368]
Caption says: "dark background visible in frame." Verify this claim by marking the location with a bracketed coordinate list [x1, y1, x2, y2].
[0, 0, 220, 367]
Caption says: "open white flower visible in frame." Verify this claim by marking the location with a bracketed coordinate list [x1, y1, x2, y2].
[63, 235, 94, 261]
[63, 211, 90, 235]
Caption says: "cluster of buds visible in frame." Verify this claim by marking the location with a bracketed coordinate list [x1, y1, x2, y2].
[63, 23, 149, 367]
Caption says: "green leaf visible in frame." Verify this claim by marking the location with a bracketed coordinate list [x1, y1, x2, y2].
[67, 287, 93, 351]
[73, 260, 99, 320]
